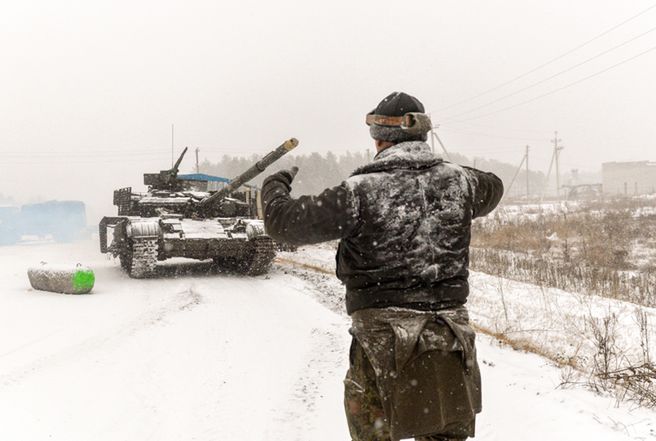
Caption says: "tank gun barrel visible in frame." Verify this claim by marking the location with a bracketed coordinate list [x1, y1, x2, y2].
[171, 147, 188, 175]
[199, 138, 298, 208]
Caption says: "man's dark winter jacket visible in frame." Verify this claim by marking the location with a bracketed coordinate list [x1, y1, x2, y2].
[262, 141, 503, 314]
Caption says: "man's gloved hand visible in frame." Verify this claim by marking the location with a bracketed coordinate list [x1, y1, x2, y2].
[263, 166, 299, 191]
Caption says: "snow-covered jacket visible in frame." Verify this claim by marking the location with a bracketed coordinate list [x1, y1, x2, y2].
[262, 141, 503, 314]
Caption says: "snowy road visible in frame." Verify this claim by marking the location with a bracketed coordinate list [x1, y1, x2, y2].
[0, 240, 654, 440]
[0, 241, 350, 441]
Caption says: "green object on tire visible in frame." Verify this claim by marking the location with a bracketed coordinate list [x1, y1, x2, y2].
[72, 269, 95, 293]
[28, 263, 95, 294]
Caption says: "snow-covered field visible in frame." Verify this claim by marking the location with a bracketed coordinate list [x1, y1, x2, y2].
[1, 239, 655, 440]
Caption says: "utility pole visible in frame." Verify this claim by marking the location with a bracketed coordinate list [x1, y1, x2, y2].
[525, 145, 530, 199]
[504, 147, 529, 200]
[430, 128, 435, 153]
[542, 149, 556, 202]
[195, 147, 200, 173]
[430, 126, 451, 161]
[171, 124, 175, 167]
[551, 131, 564, 199]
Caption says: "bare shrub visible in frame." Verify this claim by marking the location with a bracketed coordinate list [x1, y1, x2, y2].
[557, 309, 656, 407]
[636, 308, 652, 364]
[588, 312, 620, 382]
[600, 364, 656, 407]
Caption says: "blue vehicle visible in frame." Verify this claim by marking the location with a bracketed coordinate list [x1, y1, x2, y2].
[0, 206, 20, 245]
[0, 201, 87, 245]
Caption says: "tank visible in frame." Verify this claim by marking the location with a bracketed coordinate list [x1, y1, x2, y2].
[99, 138, 298, 278]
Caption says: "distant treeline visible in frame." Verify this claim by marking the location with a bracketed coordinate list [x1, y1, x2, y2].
[198, 150, 546, 198]
[448, 152, 547, 198]
[0, 193, 16, 205]
[199, 151, 372, 196]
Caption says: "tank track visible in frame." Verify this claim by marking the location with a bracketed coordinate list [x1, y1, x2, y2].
[244, 236, 276, 276]
[128, 238, 159, 278]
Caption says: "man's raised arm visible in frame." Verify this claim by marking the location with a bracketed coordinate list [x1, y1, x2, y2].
[262, 169, 359, 246]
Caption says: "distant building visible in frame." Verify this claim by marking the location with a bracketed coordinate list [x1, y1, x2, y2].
[602, 161, 656, 195]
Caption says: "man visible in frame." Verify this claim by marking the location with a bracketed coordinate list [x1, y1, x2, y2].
[262, 92, 504, 441]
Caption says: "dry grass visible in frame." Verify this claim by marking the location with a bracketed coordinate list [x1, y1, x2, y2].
[471, 200, 656, 306]
[472, 322, 581, 370]
[470, 248, 656, 306]
[274, 256, 334, 275]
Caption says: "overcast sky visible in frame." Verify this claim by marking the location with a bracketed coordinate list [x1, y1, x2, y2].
[1, 0, 655, 219]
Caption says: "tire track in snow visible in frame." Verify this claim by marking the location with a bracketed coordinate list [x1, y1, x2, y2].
[271, 323, 345, 440]
[0, 286, 204, 387]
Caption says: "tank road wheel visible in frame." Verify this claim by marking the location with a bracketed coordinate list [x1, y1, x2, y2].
[212, 256, 239, 273]
[212, 237, 276, 276]
[126, 238, 159, 278]
[243, 236, 277, 276]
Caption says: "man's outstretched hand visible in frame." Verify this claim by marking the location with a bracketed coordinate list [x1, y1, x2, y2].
[264, 166, 299, 191]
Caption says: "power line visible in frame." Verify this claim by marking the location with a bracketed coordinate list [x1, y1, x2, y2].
[439, 126, 545, 142]
[440, 146, 529, 154]
[452, 44, 656, 122]
[2, 150, 169, 158]
[434, 2, 656, 113]
[1, 147, 168, 154]
[440, 120, 548, 134]
[443, 24, 656, 120]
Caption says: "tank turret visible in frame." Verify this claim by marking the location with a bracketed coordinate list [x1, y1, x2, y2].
[143, 147, 189, 191]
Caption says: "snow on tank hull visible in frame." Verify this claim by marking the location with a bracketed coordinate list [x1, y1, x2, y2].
[99, 140, 299, 278]
[100, 215, 276, 278]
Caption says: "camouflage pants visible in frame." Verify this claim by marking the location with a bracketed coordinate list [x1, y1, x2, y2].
[343, 307, 480, 441]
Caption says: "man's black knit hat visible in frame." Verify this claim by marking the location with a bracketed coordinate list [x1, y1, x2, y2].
[373, 91, 425, 116]
[368, 92, 428, 143]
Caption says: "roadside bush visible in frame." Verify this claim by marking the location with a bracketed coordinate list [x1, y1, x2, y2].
[471, 200, 656, 306]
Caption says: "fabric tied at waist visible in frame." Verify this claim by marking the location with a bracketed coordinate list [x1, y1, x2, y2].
[351, 306, 476, 374]
[349, 306, 481, 441]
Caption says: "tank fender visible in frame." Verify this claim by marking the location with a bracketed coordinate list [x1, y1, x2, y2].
[126, 219, 161, 239]
[244, 219, 266, 240]
[99, 216, 128, 253]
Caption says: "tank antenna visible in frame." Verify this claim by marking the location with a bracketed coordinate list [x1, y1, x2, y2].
[171, 123, 175, 167]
